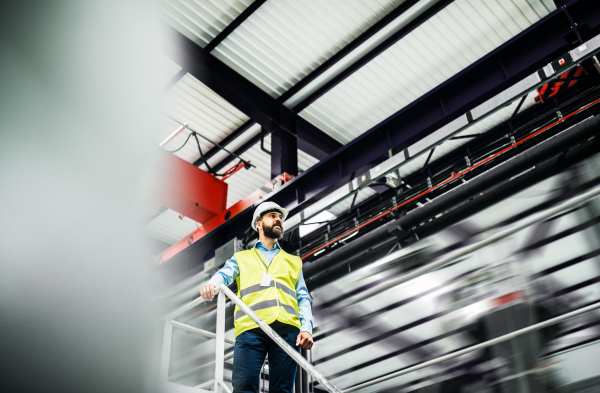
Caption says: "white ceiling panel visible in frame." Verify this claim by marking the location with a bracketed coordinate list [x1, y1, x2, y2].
[300, 0, 556, 144]
[206, 122, 262, 168]
[143, 208, 200, 245]
[161, 0, 253, 48]
[212, 0, 408, 97]
[161, 73, 249, 164]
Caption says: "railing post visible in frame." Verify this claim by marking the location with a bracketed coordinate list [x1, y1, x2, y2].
[214, 290, 226, 393]
[160, 319, 173, 380]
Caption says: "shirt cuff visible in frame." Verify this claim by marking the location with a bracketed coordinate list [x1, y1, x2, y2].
[208, 273, 225, 288]
[300, 322, 312, 336]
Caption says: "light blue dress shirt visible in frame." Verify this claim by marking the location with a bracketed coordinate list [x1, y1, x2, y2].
[208, 241, 314, 335]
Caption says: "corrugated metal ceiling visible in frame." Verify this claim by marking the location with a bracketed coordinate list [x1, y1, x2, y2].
[154, 0, 557, 247]
[161, 0, 252, 48]
[212, 0, 408, 97]
[300, 0, 556, 144]
[143, 208, 201, 245]
[161, 73, 250, 165]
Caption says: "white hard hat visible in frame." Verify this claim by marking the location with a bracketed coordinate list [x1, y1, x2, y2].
[252, 201, 288, 231]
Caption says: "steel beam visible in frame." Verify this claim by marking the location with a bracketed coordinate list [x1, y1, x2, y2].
[163, 68, 186, 94]
[160, 0, 600, 274]
[204, 0, 267, 53]
[164, 26, 342, 162]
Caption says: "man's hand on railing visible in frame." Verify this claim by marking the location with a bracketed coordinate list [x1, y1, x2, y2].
[200, 283, 217, 301]
[296, 331, 313, 350]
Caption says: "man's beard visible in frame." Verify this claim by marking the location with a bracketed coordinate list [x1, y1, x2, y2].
[263, 222, 284, 239]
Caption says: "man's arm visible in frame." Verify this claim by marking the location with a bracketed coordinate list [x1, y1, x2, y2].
[295, 270, 314, 350]
[200, 256, 239, 301]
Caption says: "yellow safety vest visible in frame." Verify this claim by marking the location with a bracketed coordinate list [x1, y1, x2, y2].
[233, 247, 302, 337]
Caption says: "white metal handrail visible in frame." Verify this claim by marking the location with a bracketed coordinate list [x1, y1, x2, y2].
[160, 296, 236, 381]
[160, 184, 600, 392]
[214, 284, 343, 393]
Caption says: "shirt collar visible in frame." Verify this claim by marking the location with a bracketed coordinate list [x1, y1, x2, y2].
[255, 240, 280, 251]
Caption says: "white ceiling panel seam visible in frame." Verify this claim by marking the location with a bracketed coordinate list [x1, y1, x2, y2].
[210, 0, 407, 97]
[164, 93, 238, 133]
[464, 0, 511, 43]
[161, 0, 253, 48]
[174, 0, 227, 34]
[217, 36, 293, 86]
[257, 7, 331, 68]
[214, 46, 284, 96]
[164, 1, 216, 43]
[162, 7, 211, 46]
[162, 103, 237, 148]
[228, 12, 308, 78]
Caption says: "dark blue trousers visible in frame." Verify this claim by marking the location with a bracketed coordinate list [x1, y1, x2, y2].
[232, 321, 300, 393]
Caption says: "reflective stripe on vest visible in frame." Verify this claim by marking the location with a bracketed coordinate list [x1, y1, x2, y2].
[239, 280, 297, 299]
[233, 299, 299, 321]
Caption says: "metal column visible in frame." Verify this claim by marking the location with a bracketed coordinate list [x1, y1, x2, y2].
[271, 128, 298, 179]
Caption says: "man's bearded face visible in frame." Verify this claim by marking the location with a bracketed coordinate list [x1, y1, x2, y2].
[260, 212, 284, 239]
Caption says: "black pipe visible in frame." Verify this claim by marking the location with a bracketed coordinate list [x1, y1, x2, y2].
[416, 134, 600, 238]
[302, 220, 399, 280]
[304, 237, 399, 289]
[397, 114, 600, 230]
[304, 114, 600, 290]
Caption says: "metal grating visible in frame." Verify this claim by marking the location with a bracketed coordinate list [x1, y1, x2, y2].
[161, 73, 250, 165]
[212, 0, 408, 97]
[143, 208, 201, 245]
[161, 0, 253, 48]
[300, 0, 556, 144]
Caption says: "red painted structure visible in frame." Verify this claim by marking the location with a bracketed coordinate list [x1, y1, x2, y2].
[155, 172, 294, 264]
[155, 151, 228, 224]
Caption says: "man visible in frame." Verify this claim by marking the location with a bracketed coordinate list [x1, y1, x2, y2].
[200, 201, 314, 393]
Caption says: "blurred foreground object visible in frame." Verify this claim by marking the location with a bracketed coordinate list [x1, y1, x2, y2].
[0, 1, 162, 392]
